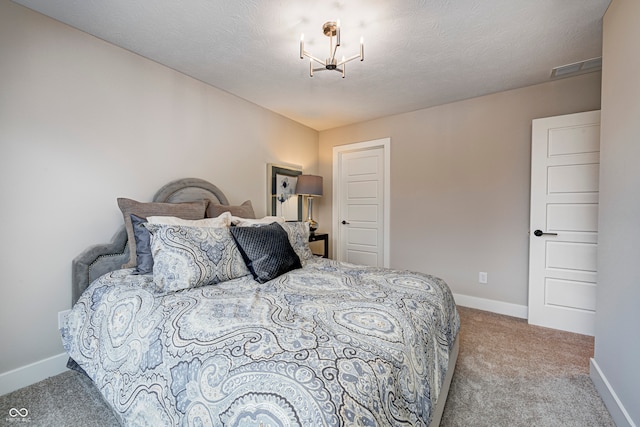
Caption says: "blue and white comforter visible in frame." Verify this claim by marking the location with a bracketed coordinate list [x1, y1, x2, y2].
[62, 258, 459, 426]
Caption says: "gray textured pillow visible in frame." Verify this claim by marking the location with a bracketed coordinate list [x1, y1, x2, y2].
[117, 198, 208, 268]
[230, 222, 301, 283]
[207, 200, 255, 219]
[144, 224, 250, 293]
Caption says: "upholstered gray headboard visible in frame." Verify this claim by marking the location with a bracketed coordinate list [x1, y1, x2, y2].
[71, 178, 229, 305]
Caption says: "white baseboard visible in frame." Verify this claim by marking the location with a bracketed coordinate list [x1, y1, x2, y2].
[453, 293, 528, 319]
[590, 358, 637, 427]
[0, 353, 68, 396]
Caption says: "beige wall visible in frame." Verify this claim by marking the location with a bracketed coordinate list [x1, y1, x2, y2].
[0, 2, 317, 375]
[318, 73, 601, 307]
[592, 0, 640, 424]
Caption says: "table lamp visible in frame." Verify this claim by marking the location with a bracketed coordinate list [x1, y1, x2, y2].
[295, 174, 323, 233]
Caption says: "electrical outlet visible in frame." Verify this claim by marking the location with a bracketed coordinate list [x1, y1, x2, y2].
[58, 309, 71, 329]
[479, 272, 488, 284]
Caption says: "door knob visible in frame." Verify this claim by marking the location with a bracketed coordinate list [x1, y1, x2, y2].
[341, 220, 350, 225]
[533, 229, 558, 237]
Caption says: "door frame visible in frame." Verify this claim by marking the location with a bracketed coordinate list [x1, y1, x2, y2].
[332, 138, 391, 267]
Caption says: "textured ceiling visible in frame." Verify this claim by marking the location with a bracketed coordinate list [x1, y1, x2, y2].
[13, 0, 610, 131]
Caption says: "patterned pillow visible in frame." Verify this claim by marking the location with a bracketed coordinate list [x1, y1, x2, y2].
[117, 198, 208, 268]
[279, 221, 314, 263]
[130, 214, 232, 275]
[230, 222, 301, 283]
[144, 224, 250, 293]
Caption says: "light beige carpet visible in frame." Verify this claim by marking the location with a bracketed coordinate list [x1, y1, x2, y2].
[440, 306, 614, 426]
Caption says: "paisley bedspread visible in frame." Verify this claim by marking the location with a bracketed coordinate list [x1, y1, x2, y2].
[62, 258, 459, 426]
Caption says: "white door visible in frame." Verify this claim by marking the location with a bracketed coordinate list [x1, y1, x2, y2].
[333, 138, 390, 267]
[528, 110, 600, 336]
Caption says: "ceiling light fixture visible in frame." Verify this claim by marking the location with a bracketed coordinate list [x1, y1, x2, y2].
[300, 21, 363, 78]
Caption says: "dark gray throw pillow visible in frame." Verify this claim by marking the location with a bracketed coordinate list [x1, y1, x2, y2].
[130, 214, 153, 275]
[230, 222, 301, 283]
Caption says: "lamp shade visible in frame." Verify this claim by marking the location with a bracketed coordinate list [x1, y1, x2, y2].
[295, 175, 323, 196]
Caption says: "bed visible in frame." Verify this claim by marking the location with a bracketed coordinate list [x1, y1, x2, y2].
[63, 178, 460, 427]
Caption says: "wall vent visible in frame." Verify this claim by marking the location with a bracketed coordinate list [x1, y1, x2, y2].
[551, 57, 602, 79]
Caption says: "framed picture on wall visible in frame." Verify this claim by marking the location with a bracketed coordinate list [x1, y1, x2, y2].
[267, 163, 303, 221]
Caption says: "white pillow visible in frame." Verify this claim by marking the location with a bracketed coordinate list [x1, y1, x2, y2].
[147, 212, 231, 227]
[232, 215, 285, 227]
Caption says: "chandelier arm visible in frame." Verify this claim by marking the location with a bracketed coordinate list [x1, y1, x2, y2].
[311, 66, 332, 77]
[330, 36, 339, 63]
[337, 54, 362, 66]
[303, 52, 326, 66]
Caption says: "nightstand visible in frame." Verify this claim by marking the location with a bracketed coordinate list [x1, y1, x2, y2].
[309, 233, 329, 258]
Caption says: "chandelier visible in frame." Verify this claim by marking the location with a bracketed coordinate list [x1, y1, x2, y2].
[299, 21, 364, 78]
